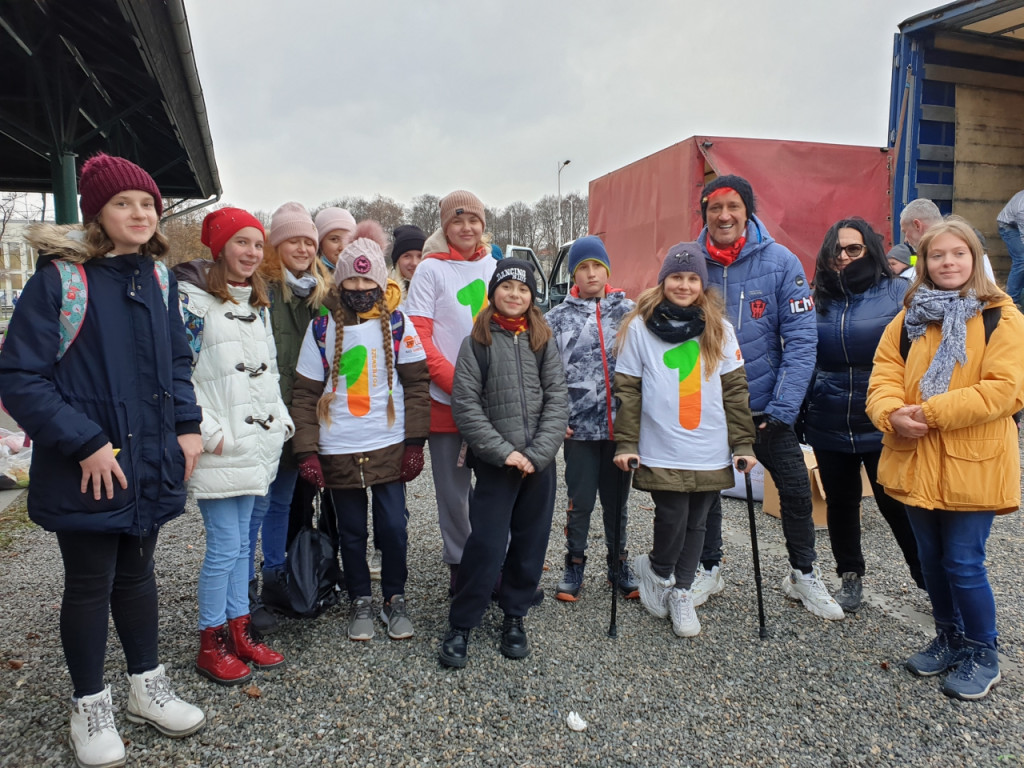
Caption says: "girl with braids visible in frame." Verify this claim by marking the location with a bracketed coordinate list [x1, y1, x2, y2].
[290, 221, 431, 641]
[613, 242, 756, 639]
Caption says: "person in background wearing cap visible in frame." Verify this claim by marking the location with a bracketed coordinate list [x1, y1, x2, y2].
[174, 208, 292, 685]
[0, 154, 206, 766]
[544, 236, 640, 602]
[406, 191, 498, 596]
[390, 223, 426, 308]
[247, 202, 331, 630]
[440, 260, 568, 667]
[290, 221, 430, 641]
[691, 175, 844, 621]
[314, 206, 357, 274]
[613, 243, 756, 638]
[887, 242, 914, 278]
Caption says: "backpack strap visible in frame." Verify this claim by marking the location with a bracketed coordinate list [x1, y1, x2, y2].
[982, 306, 1001, 343]
[313, 306, 331, 380]
[54, 260, 87, 361]
[390, 310, 404, 360]
[152, 261, 170, 308]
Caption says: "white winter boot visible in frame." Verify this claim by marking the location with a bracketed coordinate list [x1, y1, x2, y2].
[69, 685, 125, 768]
[126, 664, 206, 737]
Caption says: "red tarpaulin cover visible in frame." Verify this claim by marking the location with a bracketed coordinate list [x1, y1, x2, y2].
[589, 136, 893, 298]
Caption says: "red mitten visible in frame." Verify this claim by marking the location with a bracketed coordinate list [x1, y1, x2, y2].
[400, 445, 424, 483]
[297, 454, 325, 490]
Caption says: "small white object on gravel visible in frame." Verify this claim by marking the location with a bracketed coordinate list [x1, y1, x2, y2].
[566, 711, 588, 732]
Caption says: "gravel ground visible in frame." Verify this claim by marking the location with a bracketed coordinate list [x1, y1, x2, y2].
[1, 447, 1023, 768]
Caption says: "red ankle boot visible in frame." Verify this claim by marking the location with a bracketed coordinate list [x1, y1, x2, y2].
[227, 614, 285, 669]
[196, 625, 252, 685]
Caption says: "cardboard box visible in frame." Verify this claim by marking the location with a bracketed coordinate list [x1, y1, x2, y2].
[762, 446, 871, 529]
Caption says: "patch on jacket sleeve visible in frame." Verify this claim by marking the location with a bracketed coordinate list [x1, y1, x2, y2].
[788, 296, 814, 314]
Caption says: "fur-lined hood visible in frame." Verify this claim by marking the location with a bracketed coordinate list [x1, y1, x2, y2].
[23, 223, 91, 266]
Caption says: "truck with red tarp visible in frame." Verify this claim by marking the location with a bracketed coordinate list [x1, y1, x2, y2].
[558, 0, 1024, 303]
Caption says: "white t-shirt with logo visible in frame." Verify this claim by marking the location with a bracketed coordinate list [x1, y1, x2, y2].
[405, 256, 496, 404]
[295, 310, 426, 454]
[615, 317, 744, 470]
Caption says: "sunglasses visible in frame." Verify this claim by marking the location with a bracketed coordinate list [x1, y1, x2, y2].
[834, 243, 866, 259]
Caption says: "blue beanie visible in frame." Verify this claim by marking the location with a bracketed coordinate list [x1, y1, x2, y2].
[568, 236, 611, 277]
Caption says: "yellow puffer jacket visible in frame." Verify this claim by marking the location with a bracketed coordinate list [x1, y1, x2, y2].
[866, 295, 1024, 514]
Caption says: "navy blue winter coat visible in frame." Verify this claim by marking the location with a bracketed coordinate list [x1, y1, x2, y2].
[699, 217, 817, 425]
[804, 276, 907, 453]
[0, 225, 201, 535]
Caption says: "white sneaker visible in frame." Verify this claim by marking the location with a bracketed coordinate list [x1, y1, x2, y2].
[691, 565, 725, 607]
[668, 588, 701, 637]
[781, 565, 845, 621]
[369, 549, 383, 581]
[634, 553, 675, 619]
[69, 685, 125, 768]
[126, 664, 206, 738]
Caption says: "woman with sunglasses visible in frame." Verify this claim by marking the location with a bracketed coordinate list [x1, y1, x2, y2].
[803, 218, 924, 613]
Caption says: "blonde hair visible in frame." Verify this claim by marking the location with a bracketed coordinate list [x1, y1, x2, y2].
[618, 283, 728, 380]
[906, 217, 1005, 305]
[316, 302, 396, 429]
[259, 239, 330, 307]
[81, 218, 170, 262]
[470, 303, 552, 351]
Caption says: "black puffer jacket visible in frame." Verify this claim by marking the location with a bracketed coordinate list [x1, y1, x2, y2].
[451, 324, 568, 471]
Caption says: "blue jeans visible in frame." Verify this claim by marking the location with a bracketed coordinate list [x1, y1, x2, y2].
[906, 506, 997, 647]
[999, 224, 1024, 303]
[198, 496, 256, 629]
[248, 467, 298, 579]
[331, 482, 408, 602]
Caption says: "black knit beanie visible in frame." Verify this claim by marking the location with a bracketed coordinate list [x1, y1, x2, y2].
[488, 258, 538, 300]
[390, 224, 426, 266]
[700, 175, 756, 224]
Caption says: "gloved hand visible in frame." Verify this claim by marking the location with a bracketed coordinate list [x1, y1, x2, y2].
[400, 444, 425, 483]
[297, 453, 325, 490]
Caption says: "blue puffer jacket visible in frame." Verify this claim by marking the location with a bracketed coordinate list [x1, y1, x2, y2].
[699, 217, 816, 424]
[0, 224, 201, 535]
[804, 276, 907, 453]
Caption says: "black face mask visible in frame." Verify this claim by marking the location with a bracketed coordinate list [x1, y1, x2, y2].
[341, 287, 382, 313]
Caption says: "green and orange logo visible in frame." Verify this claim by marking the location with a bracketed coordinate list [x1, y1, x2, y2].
[663, 340, 701, 429]
[339, 346, 370, 417]
[456, 279, 488, 319]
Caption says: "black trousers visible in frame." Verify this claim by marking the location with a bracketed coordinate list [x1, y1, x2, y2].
[449, 461, 556, 628]
[56, 530, 160, 698]
[649, 490, 716, 589]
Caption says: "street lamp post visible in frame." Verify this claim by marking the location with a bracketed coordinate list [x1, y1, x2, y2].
[557, 159, 571, 247]
[509, 209, 514, 247]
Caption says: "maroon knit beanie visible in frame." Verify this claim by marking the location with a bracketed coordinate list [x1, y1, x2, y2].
[79, 153, 163, 220]
[201, 207, 265, 260]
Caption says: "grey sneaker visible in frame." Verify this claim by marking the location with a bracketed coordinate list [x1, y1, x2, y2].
[634, 553, 675, 619]
[369, 549, 383, 581]
[667, 588, 701, 637]
[836, 572, 863, 612]
[348, 596, 375, 641]
[781, 566, 844, 621]
[380, 594, 414, 640]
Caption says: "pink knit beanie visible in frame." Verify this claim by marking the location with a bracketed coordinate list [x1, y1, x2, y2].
[314, 207, 357, 246]
[269, 202, 317, 247]
[335, 221, 388, 291]
[79, 153, 163, 220]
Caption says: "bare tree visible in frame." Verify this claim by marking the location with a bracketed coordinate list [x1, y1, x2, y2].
[407, 194, 440, 234]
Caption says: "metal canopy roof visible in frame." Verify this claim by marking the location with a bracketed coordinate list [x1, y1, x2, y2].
[900, 0, 1024, 39]
[0, 0, 220, 210]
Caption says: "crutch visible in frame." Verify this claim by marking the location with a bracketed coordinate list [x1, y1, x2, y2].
[737, 458, 767, 639]
[608, 457, 639, 638]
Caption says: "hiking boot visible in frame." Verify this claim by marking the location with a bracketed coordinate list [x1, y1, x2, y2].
[126, 664, 206, 738]
[348, 596, 375, 641]
[781, 566, 845, 621]
[227, 614, 285, 669]
[556, 555, 586, 602]
[607, 553, 640, 599]
[195, 625, 251, 686]
[69, 685, 125, 768]
[906, 625, 968, 677]
[381, 594, 415, 640]
[941, 641, 1002, 701]
[667, 588, 701, 638]
[691, 564, 725, 607]
[634, 553, 674, 619]
[439, 626, 470, 668]
[836, 572, 863, 613]
[249, 577, 279, 634]
[500, 615, 530, 659]
[369, 549, 382, 581]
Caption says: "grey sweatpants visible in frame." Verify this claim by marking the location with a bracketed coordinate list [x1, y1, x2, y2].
[649, 490, 716, 589]
[428, 432, 473, 565]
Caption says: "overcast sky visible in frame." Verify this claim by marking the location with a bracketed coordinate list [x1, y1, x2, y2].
[185, 0, 932, 214]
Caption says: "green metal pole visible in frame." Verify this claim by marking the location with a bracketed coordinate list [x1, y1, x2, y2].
[53, 151, 79, 224]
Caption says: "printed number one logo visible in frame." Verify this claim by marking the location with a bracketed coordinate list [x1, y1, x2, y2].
[663, 340, 701, 429]
[339, 346, 370, 417]
[456, 279, 488, 319]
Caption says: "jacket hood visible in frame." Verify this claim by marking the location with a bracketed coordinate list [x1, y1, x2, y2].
[25, 223, 91, 266]
[171, 259, 214, 292]
[422, 227, 487, 262]
[697, 215, 775, 263]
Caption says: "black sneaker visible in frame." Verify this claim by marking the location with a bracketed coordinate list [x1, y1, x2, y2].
[439, 627, 470, 668]
[556, 556, 586, 602]
[836, 572, 863, 613]
[500, 615, 530, 659]
[608, 554, 640, 599]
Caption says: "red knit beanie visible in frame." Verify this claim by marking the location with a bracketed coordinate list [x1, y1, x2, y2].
[79, 153, 163, 220]
[201, 207, 265, 260]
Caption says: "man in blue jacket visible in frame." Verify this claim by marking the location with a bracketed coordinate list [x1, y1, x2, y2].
[690, 175, 843, 620]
